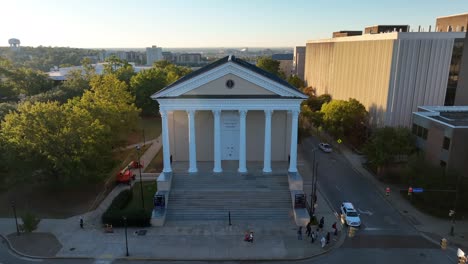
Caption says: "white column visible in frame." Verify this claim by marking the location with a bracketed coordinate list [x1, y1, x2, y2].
[238, 110, 247, 173]
[160, 110, 172, 173]
[288, 110, 299, 173]
[213, 109, 222, 173]
[263, 109, 273, 173]
[187, 110, 197, 173]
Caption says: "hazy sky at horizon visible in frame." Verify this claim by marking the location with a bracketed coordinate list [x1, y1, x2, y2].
[1, 0, 467, 48]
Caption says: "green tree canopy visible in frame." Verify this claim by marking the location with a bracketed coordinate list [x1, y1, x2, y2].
[257, 56, 285, 78]
[363, 127, 416, 170]
[103, 55, 135, 85]
[78, 74, 139, 143]
[0, 101, 109, 184]
[321, 98, 368, 146]
[130, 68, 167, 116]
[130, 62, 191, 116]
[287, 75, 305, 89]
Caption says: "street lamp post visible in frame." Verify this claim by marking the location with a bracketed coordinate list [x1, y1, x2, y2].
[11, 201, 19, 236]
[450, 175, 462, 236]
[136, 145, 145, 209]
[123, 216, 129, 256]
[310, 148, 319, 216]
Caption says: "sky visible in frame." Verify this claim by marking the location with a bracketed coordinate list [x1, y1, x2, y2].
[1, 0, 467, 48]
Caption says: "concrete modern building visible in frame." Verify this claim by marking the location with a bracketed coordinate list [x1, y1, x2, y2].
[293, 47, 306, 80]
[412, 106, 468, 175]
[271, 54, 294, 78]
[364, 25, 409, 34]
[436, 13, 468, 32]
[152, 55, 307, 174]
[333, 31, 362, 38]
[304, 32, 466, 127]
[146, 45, 163, 66]
[455, 26, 468, 105]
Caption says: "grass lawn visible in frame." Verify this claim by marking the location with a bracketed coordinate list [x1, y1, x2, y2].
[122, 182, 157, 215]
[126, 116, 162, 145]
[144, 149, 163, 173]
[0, 144, 152, 219]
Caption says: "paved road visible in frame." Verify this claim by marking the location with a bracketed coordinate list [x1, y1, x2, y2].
[297, 137, 456, 263]
[301, 137, 417, 237]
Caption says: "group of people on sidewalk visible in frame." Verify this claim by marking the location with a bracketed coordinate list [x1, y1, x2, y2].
[297, 216, 338, 248]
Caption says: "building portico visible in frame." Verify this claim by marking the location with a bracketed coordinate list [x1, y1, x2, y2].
[152, 56, 307, 175]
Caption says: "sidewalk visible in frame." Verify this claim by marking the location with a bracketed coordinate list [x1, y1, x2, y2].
[0, 140, 344, 260]
[336, 143, 468, 250]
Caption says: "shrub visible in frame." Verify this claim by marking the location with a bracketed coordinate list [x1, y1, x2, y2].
[102, 189, 151, 227]
[108, 189, 133, 211]
[21, 212, 40, 233]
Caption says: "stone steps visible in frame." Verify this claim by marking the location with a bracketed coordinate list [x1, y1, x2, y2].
[166, 173, 292, 221]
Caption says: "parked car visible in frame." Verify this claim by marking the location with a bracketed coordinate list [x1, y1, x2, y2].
[340, 202, 361, 227]
[318, 143, 332, 153]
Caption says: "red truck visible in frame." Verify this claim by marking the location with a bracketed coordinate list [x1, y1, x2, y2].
[116, 167, 136, 184]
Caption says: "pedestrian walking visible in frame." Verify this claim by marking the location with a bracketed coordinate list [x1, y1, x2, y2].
[248, 232, 254, 243]
[320, 236, 326, 248]
[306, 222, 312, 237]
[297, 226, 303, 240]
[79, 216, 84, 229]
[311, 231, 316, 243]
[326, 232, 330, 244]
[332, 222, 338, 236]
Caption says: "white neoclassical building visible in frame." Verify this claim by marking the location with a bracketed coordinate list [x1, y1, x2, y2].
[151, 56, 307, 175]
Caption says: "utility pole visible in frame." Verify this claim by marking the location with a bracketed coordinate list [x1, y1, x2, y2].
[136, 145, 145, 209]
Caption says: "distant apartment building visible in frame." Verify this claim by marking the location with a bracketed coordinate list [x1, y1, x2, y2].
[293, 47, 306, 80]
[272, 53, 294, 78]
[146, 45, 163, 66]
[364, 25, 409, 34]
[332, 31, 362, 38]
[436, 13, 468, 32]
[176, 53, 201, 65]
[304, 32, 466, 127]
[162, 51, 174, 62]
[412, 106, 468, 176]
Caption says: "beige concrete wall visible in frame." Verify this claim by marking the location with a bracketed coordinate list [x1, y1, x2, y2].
[246, 111, 265, 161]
[169, 110, 289, 162]
[169, 111, 189, 161]
[436, 14, 468, 32]
[196, 111, 214, 161]
[304, 40, 394, 127]
[185, 73, 275, 95]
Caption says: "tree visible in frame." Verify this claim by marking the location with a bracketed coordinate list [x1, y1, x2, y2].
[287, 75, 305, 89]
[257, 57, 283, 77]
[103, 55, 135, 85]
[5, 67, 53, 96]
[0, 101, 110, 184]
[130, 68, 167, 116]
[321, 98, 368, 146]
[363, 127, 416, 175]
[130, 62, 192, 116]
[77, 74, 139, 145]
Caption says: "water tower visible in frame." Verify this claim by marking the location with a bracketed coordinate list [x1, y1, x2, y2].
[8, 38, 21, 51]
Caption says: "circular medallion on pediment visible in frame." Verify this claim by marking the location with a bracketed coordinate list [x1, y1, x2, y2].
[226, 79, 235, 89]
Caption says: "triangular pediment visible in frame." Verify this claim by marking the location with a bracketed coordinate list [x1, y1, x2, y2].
[184, 73, 275, 96]
[152, 56, 307, 99]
